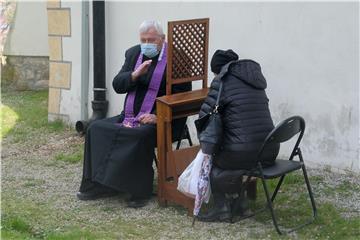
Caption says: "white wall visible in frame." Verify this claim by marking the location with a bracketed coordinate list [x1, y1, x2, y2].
[101, 2, 359, 172]
[3, 1, 49, 56]
[60, 1, 83, 123]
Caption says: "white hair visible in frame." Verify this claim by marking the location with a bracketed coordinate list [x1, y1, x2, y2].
[139, 20, 164, 36]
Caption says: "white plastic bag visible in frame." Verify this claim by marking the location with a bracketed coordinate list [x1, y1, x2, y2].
[177, 150, 210, 200]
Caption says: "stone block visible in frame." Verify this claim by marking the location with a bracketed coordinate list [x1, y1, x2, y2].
[48, 88, 61, 114]
[47, 0, 60, 9]
[49, 61, 71, 89]
[48, 36, 62, 61]
[47, 9, 71, 36]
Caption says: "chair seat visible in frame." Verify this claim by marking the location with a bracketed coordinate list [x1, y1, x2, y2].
[254, 160, 303, 179]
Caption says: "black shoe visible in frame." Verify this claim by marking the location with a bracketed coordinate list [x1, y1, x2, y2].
[126, 196, 149, 208]
[76, 187, 118, 201]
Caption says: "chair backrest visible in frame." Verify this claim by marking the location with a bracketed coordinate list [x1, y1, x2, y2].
[258, 116, 306, 163]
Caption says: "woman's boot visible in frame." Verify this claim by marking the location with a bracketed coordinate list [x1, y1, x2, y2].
[197, 192, 232, 222]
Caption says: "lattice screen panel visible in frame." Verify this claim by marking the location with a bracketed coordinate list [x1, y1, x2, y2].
[167, 18, 209, 94]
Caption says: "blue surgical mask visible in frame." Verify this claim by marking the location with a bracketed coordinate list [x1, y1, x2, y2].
[141, 43, 159, 58]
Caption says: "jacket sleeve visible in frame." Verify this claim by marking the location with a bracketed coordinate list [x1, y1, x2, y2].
[112, 49, 137, 94]
[199, 78, 221, 118]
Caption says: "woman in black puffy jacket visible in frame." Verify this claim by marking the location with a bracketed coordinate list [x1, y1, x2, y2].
[198, 49, 279, 222]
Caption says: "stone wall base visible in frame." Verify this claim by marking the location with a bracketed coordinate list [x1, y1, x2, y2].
[1, 55, 49, 90]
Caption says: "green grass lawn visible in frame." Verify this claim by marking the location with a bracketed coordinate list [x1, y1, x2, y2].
[1, 90, 360, 240]
[1, 90, 66, 141]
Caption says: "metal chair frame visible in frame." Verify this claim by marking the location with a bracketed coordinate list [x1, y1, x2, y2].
[240, 116, 317, 235]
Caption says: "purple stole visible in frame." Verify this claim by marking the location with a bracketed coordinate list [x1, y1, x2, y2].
[121, 43, 167, 128]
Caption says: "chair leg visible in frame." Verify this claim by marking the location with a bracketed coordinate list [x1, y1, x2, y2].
[185, 124, 193, 146]
[176, 124, 193, 150]
[271, 175, 286, 202]
[276, 165, 317, 234]
[260, 177, 283, 235]
[187, 134, 193, 146]
[176, 127, 185, 150]
[298, 149, 317, 219]
[239, 172, 316, 234]
[301, 165, 317, 219]
[154, 152, 158, 168]
[176, 139, 181, 150]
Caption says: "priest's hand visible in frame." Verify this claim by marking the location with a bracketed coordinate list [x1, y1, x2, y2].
[131, 60, 152, 81]
[138, 113, 157, 124]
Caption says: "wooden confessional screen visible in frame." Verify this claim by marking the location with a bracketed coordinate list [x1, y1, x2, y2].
[166, 18, 209, 94]
[156, 18, 210, 214]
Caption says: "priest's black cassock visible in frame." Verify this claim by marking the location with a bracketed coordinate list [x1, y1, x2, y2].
[79, 45, 191, 198]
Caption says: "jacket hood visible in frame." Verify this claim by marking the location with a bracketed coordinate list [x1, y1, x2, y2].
[229, 60, 267, 89]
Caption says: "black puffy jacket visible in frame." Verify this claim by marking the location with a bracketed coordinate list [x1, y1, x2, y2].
[199, 59, 275, 154]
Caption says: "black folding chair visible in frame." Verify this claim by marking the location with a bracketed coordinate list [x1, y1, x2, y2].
[241, 116, 317, 234]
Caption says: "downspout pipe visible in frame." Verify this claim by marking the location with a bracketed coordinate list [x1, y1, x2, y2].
[76, 0, 108, 134]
